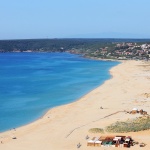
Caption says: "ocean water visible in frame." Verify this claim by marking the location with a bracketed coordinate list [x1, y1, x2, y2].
[0, 52, 119, 132]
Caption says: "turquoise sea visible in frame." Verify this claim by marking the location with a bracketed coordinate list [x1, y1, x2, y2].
[0, 52, 119, 132]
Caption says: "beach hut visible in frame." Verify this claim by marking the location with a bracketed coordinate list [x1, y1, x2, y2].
[139, 109, 144, 114]
[113, 137, 121, 147]
[94, 140, 102, 147]
[124, 138, 130, 147]
[87, 139, 95, 146]
[100, 136, 115, 147]
[87, 137, 99, 146]
[124, 136, 133, 147]
[131, 108, 138, 114]
[142, 111, 147, 115]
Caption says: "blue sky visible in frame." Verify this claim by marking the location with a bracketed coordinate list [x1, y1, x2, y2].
[0, 0, 150, 39]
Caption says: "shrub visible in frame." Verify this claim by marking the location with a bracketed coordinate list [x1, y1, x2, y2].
[105, 116, 150, 133]
[89, 128, 104, 133]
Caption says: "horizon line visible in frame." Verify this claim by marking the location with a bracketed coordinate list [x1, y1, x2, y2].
[1, 37, 150, 41]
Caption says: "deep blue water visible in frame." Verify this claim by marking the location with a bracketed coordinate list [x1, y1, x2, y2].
[0, 52, 119, 132]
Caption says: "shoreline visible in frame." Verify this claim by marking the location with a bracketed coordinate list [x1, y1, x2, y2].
[0, 57, 120, 134]
[0, 60, 150, 150]
[0, 60, 120, 133]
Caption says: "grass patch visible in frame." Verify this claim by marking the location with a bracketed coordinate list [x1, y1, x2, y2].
[89, 128, 104, 133]
[105, 116, 150, 133]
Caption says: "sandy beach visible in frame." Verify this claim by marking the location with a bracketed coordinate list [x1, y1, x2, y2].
[0, 60, 150, 150]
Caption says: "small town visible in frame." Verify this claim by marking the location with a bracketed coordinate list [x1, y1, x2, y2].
[99, 42, 150, 60]
[69, 42, 150, 61]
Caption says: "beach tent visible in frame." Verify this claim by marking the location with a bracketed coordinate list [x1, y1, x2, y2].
[131, 108, 138, 114]
[132, 108, 138, 111]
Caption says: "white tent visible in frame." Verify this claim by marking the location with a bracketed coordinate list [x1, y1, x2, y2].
[132, 108, 138, 111]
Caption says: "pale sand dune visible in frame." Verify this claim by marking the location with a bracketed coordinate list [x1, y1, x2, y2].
[0, 60, 150, 150]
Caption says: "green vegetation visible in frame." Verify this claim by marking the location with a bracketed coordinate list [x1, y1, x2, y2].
[0, 38, 149, 52]
[89, 128, 104, 133]
[0, 38, 150, 60]
[105, 116, 150, 133]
